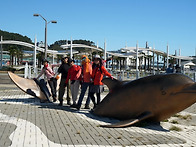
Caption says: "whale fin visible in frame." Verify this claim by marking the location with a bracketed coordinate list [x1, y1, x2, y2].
[100, 111, 153, 128]
[102, 78, 124, 92]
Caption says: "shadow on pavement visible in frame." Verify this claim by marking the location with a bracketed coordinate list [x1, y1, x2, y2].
[0, 96, 169, 132]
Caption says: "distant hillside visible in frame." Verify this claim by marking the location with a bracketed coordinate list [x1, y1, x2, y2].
[0, 30, 33, 51]
[0, 29, 101, 54]
[49, 39, 96, 51]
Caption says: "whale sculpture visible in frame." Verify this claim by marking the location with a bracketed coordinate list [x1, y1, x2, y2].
[93, 74, 196, 128]
[8, 71, 61, 101]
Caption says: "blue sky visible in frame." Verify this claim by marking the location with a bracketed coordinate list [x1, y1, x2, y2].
[0, 0, 196, 56]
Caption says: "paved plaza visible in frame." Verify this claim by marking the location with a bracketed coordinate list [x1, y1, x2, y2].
[0, 73, 196, 147]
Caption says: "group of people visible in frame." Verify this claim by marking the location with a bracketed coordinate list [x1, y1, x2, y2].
[166, 64, 181, 73]
[34, 54, 113, 110]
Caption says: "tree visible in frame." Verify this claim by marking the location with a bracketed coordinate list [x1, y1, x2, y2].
[0, 29, 33, 52]
[37, 52, 44, 67]
[8, 46, 17, 66]
[15, 48, 23, 65]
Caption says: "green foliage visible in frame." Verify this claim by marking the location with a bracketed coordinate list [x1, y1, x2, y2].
[0, 30, 32, 43]
[50, 39, 95, 47]
[169, 126, 182, 131]
[173, 114, 192, 120]
[0, 29, 33, 52]
[49, 39, 102, 59]
[49, 39, 96, 51]
[170, 120, 178, 124]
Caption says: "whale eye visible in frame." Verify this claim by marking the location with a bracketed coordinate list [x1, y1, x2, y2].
[160, 88, 166, 95]
[161, 90, 166, 95]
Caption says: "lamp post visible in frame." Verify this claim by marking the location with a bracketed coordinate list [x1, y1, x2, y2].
[33, 13, 57, 59]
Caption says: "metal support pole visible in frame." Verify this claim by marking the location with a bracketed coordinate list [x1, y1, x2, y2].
[136, 41, 139, 79]
[179, 48, 181, 66]
[166, 43, 169, 68]
[70, 37, 73, 59]
[52, 53, 54, 64]
[104, 39, 106, 63]
[153, 46, 155, 75]
[194, 72, 196, 82]
[0, 36, 3, 69]
[34, 36, 37, 76]
[44, 21, 47, 59]
[33, 14, 57, 59]
[175, 50, 178, 65]
[97, 41, 98, 48]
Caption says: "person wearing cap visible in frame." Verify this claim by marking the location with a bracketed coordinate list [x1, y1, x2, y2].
[166, 64, 174, 73]
[65, 60, 81, 107]
[90, 55, 113, 109]
[56, 57, 72, 106]
[75, 55, 92, 110]
[35, 59, 58, 102]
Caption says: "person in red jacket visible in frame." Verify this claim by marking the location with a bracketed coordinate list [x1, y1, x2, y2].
[65, 60, 81, 107]
[89, 55, 113, 109]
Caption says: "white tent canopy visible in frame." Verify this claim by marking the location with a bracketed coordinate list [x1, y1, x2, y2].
[182, 61, 195, 66]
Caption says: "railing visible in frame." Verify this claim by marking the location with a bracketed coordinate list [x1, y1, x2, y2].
[23, 63, 196, 82]
[108, 69, 196, 82]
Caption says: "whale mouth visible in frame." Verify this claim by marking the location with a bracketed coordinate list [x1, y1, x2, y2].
[174, 90, 196, 94]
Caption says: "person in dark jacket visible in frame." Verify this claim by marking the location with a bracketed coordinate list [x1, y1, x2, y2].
[57, 57, 71, 106]
[166, 64, 174, 73]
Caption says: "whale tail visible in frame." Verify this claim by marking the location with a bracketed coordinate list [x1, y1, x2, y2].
[100, 111, 153, 128]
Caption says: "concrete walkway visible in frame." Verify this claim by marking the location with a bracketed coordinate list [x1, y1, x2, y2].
[0, 81, 196, 146]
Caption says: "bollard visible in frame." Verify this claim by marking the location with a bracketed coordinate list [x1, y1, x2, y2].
[127, 72, 130, 79]
[33, 67, 38, 78]
[194, 72, 196, 82]
[117, 73, 122, 81]
[28, 67, 31, 79]
[122, 70, 124, 81]
[24, 62, 28, 78]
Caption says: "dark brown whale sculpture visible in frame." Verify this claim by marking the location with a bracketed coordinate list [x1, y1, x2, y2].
[93, 73, 196, 128]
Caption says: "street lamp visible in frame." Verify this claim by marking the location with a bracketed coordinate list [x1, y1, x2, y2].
[33, 13, 57, 59]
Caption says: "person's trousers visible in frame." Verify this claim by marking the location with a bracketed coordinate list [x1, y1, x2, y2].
[89, 92, 101, 105]
[48, 77, 57, 99]
[77, 82, 91, 107]
[70, 80, 80, 105]
[58, 78, 71, 102]
[66, 80, 71, 102]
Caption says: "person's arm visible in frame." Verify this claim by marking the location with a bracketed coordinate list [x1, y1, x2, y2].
[57, 65, 62, 73]
[89, 64, 92, 76]
[75, 66, 81, 80]
[101, 66, 112, 78]
[51, 64, 60, 68]
[65, 69, 71, 84]
[36, 68, 44, 79]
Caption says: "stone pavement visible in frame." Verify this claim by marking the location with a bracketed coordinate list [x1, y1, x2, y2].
[0, 80, 196, 146]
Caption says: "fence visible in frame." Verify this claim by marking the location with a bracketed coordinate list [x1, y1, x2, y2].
[24, 63, 196, 82]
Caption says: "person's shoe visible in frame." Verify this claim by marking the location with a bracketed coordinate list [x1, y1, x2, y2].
[40, 99, 48, 103]
[84, 105, 90, 109]
[93, 104, 97, 109]
[58, 101, 63, 106]
[76, 104, 81, 110]
[53, 97, 57, 102]
[70, 104, 77, 108]
[67, 101, 71, 105]
[90, 109, 94, 113]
